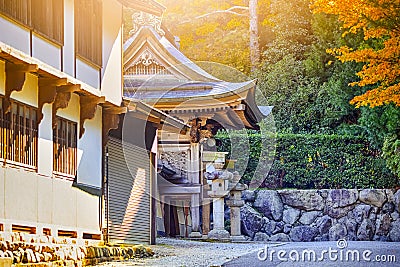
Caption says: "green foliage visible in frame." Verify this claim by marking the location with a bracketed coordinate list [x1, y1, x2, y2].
[158, 0, 255, 74]
[357, 104, 400, 149]
[261, 0, 314, 64]
[383, 134, 400, 178]
[217, 132, 399, 189]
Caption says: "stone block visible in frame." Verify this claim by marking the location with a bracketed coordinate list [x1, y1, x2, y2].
[254, 190, 283, 221]
[268, 233, 290, 242]
[282, 206, 300, 225]
[279, 190, 324, 211]
[359, 189, 387, 207]
[326, 189, 358, 208]
[329, 223, 347, 241]
[289, 226, 318, 242]
[299, 211, 320, 225]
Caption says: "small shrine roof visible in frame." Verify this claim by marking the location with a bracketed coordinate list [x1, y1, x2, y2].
[123, 19, 272, 129]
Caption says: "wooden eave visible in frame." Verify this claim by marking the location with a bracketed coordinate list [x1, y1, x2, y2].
[124, 99, 189, 134]
[117, 0, 166, 16]
[141, 82, 253, 110]
[0, 41, 127, 139]
[0, 42, 102, 98]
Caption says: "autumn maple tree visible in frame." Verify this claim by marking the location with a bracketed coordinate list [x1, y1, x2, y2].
[311, 0, 400, 108]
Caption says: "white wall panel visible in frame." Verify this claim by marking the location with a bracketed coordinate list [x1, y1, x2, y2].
[76, 59, 100, 89]
[63, 0, 75, 76]
[32, 34, 61, 70]
[101, 0, 123, 106]
[0, 16, 30, 54]
[77, 106, 102, 188]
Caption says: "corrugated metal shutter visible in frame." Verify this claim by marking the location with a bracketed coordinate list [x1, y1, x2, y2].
[107, 138, 152, 244]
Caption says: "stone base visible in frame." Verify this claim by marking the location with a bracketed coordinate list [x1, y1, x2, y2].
[189, 231, 202, 238]
[230, 235, 247, 242]
[207, 229, 230, 240]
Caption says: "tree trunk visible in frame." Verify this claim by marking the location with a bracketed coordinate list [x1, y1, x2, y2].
[249, 0, 260, 71]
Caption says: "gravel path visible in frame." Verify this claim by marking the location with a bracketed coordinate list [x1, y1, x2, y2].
[95, 237, 280, 267]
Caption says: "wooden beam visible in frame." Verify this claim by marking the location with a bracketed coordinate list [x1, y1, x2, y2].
[39, 77, 68, 87]
[52, 85, 81, 128]
[4, 62, 38, 113]
[102, 112, 120, 147]
[128, 110, 161, 123]
[102, 106, 127, 147]
[189, 119, 200, 143]
[79, 95, 106, 138]
[37, 78, 68, 124]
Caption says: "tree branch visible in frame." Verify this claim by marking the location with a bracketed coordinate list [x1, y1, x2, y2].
[179, 6, 249, 24]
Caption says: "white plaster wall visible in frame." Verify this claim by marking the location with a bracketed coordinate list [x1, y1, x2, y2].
[10, 73, 38, 107]
[38, 104, 53, 177]
[52, 178, 77, 227]
[76, 191, 100, 230]
[37, 176, 53, 224]
[0, 167, 100, 233]
[0, 15, 30, 55]
[56, 93, 80, 122]
[76, 59, 100, 89]
[77, 106, 102, 188]
[32, 34, 61, 70]
[101, 0, 123, 106]
[63, 0, 75, 76]
[4, 168, 38, 222]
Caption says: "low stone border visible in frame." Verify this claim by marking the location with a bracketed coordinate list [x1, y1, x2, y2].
[0, 232, 154, 266]
[84, 245, 154, 266]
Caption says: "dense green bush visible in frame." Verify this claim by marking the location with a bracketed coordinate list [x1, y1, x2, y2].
[216, 132, 399, 189]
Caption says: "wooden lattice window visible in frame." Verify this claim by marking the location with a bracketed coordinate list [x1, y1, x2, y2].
[53, 117, 77, 178]
[31, 0, 64, 45]
[0, 0, 30, 26]
[0, 0, 64, 45]
[75, 0, 102, 67]
[0, 97, 38, 168]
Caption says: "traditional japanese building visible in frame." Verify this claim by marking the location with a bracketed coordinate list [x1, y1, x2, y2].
[0, 0, 169, 244]
[121, 7, 272, 239]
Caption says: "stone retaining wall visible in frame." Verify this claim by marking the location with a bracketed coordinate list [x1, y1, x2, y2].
[238, 189, 400, 242]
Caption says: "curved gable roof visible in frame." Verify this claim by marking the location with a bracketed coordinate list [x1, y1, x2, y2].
[123, 21, 272, 129]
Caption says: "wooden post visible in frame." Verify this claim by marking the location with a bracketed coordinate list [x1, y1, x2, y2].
[163, 200, 171, 237]
[202, 199, 211, 236]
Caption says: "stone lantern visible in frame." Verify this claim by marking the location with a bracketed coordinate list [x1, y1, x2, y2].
[207, 170, 232, 240]
[203, 151, 231, 240]
[226, 179, 247, 242]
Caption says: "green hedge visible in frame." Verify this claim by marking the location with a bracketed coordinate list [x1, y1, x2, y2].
[216, 132, 399, 189]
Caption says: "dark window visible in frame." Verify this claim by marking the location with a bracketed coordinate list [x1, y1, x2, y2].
[0, 97, 38, 168]
[0, 0, 64, 45]
[75, 0, 102, 67]
[53, 117, 77, 177]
